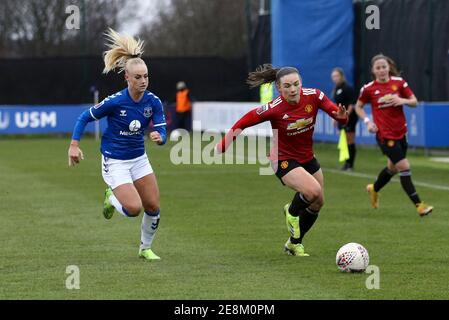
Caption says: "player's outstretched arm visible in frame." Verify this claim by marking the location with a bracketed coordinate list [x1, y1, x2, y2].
[68, 93, 117, 166]
[151, 97, 167, 145]
[149, 130, 166, 145]
[68, 108, 96, 166]
[332, 103, 348, 120]
[68, 140, 84, 166]
[215, 108, 265, 154]
[318, 91, 348, 125]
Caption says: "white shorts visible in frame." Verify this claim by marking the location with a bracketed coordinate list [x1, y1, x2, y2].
[102, 154, 154, 189]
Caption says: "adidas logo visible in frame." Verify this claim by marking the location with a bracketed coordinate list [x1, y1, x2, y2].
[282, 114, 289, 120]
[288, 225, 295, 236]
[374, 90, 380, 95]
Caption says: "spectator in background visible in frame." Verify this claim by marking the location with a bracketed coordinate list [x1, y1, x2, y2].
[331, 67, 358, 171]
[175, 81, 193, 131]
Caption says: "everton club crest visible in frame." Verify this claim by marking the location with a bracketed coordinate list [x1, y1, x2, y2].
[143, 107, 153, 118]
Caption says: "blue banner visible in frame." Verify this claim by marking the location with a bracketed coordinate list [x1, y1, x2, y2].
[272, 0, 354, 98]
[313, 103, 449, 148]
[0, 105, 106, 135]
[1, 103, 448, 148]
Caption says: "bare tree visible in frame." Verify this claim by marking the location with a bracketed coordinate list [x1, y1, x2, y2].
[0, 0, 133, 57]
[137, 0, 259, 57]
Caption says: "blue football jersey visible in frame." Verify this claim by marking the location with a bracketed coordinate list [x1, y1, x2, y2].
[72, 88, 166, 160]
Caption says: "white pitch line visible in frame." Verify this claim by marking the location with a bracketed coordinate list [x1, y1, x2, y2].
[169, 153, 449, 191]
[237, 154, 449, 192]
[323, 168, 449, 191]
[431, 157, 449, 163]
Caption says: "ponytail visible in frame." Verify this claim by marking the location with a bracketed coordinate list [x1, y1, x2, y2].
[247, 64, 279, 88]
[102, 28, 145, 74]
[247, 64, 301, 89]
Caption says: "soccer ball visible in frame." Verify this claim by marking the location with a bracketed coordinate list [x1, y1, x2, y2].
[336, 242, 369, 272]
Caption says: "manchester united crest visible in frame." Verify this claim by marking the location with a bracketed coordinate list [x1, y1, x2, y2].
[305, 104, 313, 113]
[281, 161, 289, 169]
[391, 84, 398, 91]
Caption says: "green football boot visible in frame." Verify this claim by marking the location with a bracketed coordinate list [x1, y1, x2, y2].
[283, 203, 300, 239]
[139, 248, 161, 261]
[103, 187, 115, 219]
[284, 238, 309, 257]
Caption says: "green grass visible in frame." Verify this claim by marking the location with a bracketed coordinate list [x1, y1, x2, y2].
[0, 137, 448, 299]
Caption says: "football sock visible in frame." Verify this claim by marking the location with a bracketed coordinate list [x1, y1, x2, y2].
[140, 209, 160, 250]
[288, 192, 311, 217]
[373, 167, 395, 192]
[348, 144, 356, 168]
[399, 170, 421, 205]
[109, 193, 132, 217]
[290, 208, 319, 244]
[298, 208, 319, 243]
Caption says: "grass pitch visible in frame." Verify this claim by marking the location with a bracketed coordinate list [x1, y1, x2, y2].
[0, 136, 448, 299]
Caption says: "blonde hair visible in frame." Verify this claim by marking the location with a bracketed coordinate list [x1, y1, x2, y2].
[102, 28, 145, 74]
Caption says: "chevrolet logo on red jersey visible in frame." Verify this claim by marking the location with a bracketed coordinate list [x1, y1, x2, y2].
[287, 117, 314, 130]
[378, 93, 395, 103]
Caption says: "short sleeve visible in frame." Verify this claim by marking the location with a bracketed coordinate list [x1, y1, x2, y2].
[358, 85, 370, 104]
[400, 80, 414, 99]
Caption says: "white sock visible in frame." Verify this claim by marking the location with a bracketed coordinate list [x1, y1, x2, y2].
[109, 194, 131, 217]
[140, 209, 160, 250]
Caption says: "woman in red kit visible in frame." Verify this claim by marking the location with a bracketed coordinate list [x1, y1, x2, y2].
[355, 54, 433, 216]
[216, 64, 348, 257]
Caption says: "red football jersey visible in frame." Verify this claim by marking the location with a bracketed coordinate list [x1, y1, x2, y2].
[358, 77, 414, 139]
[218, 88, 347, 163]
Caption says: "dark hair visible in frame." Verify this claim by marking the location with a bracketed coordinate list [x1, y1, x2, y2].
[332, 67, 346, 82]
[331, 67, 347, 98]
[246, 64, 301, 88]
[371, 54, 400, 78]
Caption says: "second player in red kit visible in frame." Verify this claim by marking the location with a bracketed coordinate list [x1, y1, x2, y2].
[355, 54, 433, 216]
[216, 64, 348, 257]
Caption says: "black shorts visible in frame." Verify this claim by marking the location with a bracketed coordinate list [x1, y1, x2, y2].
[337, 111, 359, 133]
[376, 135, 408, 164]
[274, 158, 321, 184]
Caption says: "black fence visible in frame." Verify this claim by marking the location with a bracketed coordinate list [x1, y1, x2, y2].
[353, 0, 449, 101]
[2, 0, 448, 105]
[0, 56, 255, 105]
